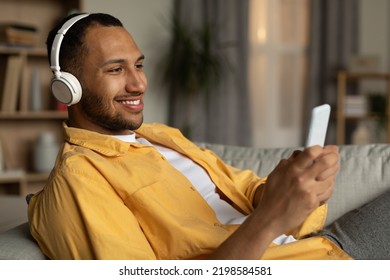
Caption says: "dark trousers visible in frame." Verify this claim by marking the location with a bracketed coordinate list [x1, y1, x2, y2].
[320, 190, 390, 259]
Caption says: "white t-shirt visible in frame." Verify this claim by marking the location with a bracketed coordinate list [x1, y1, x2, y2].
[112, 133, 296, 245]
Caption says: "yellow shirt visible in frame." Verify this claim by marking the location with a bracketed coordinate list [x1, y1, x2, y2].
[28, 123, 351, 260]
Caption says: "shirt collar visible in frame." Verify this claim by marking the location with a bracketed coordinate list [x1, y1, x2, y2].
[63, 122, 191, 156]
[63, 123, 133, 156]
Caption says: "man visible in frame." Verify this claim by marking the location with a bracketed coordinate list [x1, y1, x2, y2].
[28, 13, 389, 260]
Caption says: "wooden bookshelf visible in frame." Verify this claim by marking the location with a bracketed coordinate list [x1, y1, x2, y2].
[336, 71, 390, 144]
[0, 0, 79, 196]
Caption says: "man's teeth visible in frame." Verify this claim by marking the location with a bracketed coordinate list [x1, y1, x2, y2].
[120, 100, 140, 105]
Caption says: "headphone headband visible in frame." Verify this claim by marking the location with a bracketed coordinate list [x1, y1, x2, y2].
[50, 13, 90, 75]
[49, 13, 89, 106]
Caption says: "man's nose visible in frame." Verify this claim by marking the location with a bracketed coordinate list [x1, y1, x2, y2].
[125, 71, 147, 93]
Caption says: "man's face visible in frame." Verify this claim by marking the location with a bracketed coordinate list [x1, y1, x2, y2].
[74, 25, 147, 134]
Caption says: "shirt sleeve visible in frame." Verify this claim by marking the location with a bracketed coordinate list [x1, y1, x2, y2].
[196, 147, 267, 213]
[28, 164, 156, 260]
[223, 163, 267, 206]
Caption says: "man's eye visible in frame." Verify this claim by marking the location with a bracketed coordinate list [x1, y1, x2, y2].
[109, 67, 122, 73]
[136, 64, 144, 70]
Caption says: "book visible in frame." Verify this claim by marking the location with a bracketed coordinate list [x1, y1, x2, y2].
[344, 95, 367, 117]
[0, 23, 37, 47]
[1, 56, 17, 111]
[0, 55, 7, 110]
[18, 65, 31, 112]
[1, 55, 24, 112]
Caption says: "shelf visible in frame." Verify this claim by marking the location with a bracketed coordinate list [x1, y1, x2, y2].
[0, 171, 49, 184]
[26, 172, 50, 182]
[341, 72, 390, 80]
[0, 111, 68, 120]
[337, 71, 390, 145]
[0, 171, 50, 196]
[344, 113, 383, 120]
[0, 170, 25, 183]
[0, 46, 47, 57]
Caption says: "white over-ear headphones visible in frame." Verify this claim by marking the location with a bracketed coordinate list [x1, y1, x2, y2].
[50, 13, 89, 106]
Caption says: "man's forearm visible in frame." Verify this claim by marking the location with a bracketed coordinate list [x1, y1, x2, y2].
[207, 207, 277, 259]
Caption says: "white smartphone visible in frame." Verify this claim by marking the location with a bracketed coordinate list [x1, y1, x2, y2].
[305, 104, 331, 147]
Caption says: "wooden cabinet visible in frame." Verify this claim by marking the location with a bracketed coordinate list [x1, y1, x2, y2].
[0, 0, 80, 196]
[336, 71, 390, 145]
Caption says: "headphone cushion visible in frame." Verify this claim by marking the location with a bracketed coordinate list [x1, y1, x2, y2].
[51, 71, 82, 105]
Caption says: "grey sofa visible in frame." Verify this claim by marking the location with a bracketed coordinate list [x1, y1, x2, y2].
[1, 143, 389, 259]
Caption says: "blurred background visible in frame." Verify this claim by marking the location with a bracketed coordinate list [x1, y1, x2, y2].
[82, 0, 390, 148]
[0, 0, 390, 196]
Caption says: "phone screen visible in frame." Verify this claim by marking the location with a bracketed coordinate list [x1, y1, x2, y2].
[306, 104, 331, 147]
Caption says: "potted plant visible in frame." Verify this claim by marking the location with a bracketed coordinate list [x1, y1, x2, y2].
[159, 16, 228, 138]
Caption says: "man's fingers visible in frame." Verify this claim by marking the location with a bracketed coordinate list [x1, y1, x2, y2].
[291, 146, 324, 169]
[317, 177, 335, 203]
[316, 161, 339, 181]
[289, 150, 302, 161]
[312, 150, 340, 180]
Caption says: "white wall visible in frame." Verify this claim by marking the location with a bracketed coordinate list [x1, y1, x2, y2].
[81, 0, 173, 124]
[356, 0, 390, 101]
[359, 0, 390, 72]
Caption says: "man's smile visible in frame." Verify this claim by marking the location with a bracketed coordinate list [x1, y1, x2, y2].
[115, 96, 144, 111]
[118, 99, 140, 105]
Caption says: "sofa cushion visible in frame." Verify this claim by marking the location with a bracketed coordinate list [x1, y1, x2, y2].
[0, 222, 46, 260]
[326, 144, 390, 225]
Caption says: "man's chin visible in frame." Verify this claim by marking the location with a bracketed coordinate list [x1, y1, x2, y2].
[96, 116, 143, 132]
[130, 121, 143, 131]
[125, 116, 143, 131]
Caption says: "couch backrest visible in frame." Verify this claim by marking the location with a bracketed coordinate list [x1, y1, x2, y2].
[198, 143, 390, 225]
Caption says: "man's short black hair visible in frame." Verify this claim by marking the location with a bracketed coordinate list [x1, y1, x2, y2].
[46, 12, 123, 74]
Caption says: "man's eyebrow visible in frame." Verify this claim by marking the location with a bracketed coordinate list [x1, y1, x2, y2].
[101, 58, 125, 67]
[101, 55, 145, 67]
[137, 54, 145, 62]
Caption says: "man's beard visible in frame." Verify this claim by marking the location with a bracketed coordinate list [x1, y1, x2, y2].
[80, 90, 143, 132]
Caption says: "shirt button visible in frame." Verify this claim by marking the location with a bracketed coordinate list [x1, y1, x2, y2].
[327, 250, 335, 256]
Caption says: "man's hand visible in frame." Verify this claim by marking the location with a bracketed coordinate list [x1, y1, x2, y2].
[254, 145, 340, 238]
[209, 145, 339, 259]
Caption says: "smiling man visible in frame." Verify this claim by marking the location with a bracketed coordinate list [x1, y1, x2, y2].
[27, 13, 390, 260]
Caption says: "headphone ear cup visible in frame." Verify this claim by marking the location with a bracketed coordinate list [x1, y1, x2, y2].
[51, 71, 82, 106]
